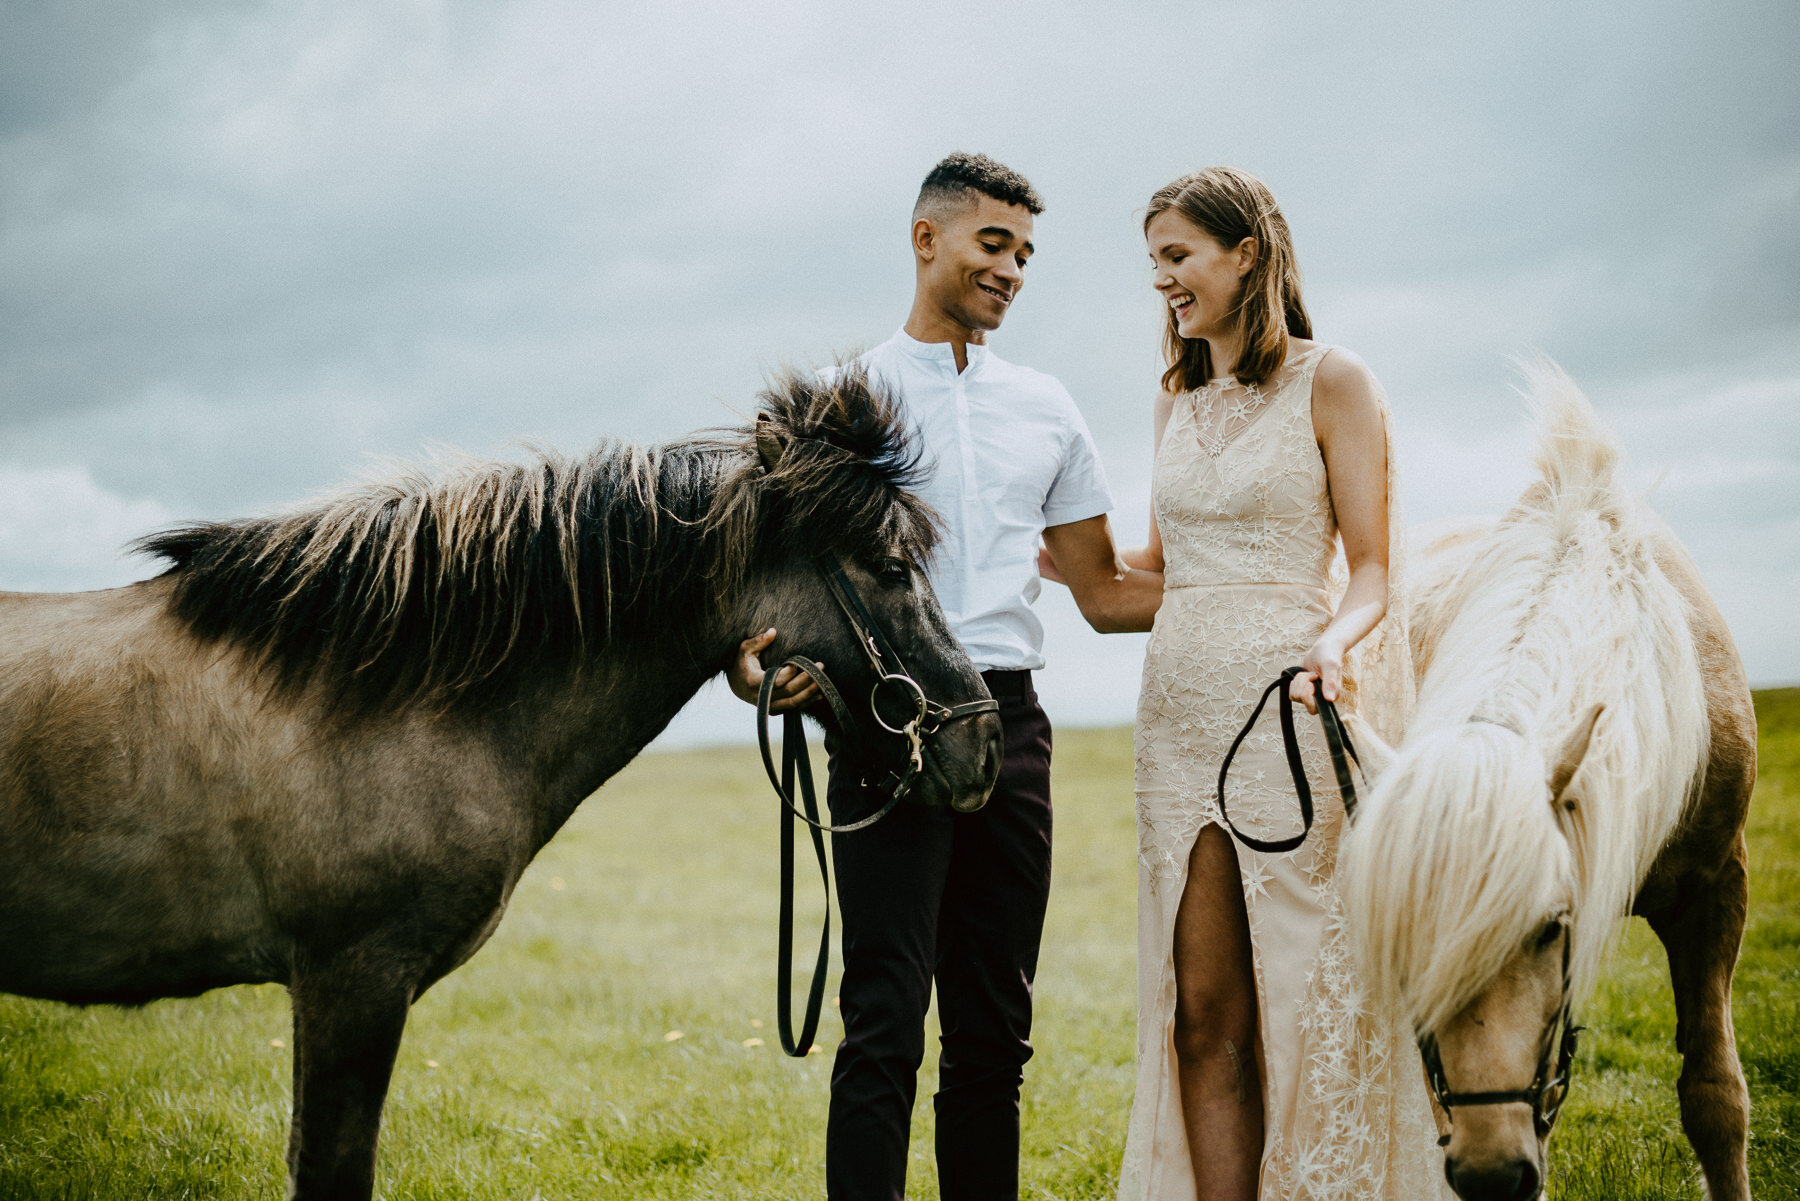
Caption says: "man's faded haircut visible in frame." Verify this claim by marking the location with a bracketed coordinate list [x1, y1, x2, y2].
[913, 152, 1044, 222]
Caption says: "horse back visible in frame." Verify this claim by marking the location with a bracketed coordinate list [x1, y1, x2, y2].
[1404, 513, 1755, 912]
[0, 578, 529, 1005]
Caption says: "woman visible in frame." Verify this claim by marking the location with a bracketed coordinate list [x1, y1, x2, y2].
[1117, 168, 1445, 1200]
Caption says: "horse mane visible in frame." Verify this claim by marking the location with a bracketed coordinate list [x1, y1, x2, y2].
[1340, 363, 1710, 1033]
[135, 366, 936, 715]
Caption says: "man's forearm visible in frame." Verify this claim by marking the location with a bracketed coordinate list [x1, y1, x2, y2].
[1041, 516, 1165, 634]
[1072, 566, 1164, 634]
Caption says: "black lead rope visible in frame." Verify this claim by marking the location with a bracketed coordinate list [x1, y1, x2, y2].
[757, 656, 904, 836]
[758, 657, 901, 1058]
[1216, 665, 1363, 853]
[755, 556, 1000, 1059]
[766, 664, 830, 1058]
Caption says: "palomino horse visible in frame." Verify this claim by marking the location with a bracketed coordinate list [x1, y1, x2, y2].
[0, 370, 1002, 1201]
[1340, 368, 1755, 1201]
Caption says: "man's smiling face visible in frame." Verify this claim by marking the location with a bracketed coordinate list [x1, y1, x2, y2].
[919, 193, 1034, 334]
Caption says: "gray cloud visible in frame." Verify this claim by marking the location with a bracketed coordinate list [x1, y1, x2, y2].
[3, 0, 1796, 746]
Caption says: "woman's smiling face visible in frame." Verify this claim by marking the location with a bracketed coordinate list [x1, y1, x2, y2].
[1146, 208, 1254, 343]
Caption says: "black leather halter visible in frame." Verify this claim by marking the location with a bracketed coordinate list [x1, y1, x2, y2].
[1417, 719, 1582, 1144]
[1220, 672, 1582, 1144]
[756, 555, 1000, 1057]
[1419, 930, 1581, 1142]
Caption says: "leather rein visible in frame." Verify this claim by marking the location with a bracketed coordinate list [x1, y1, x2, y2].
[756, 556, 999, 1057]
[1216, 665, 1362, 853]
[1218, 665, 1582, 1139]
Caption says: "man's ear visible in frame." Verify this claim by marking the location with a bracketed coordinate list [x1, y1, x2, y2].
[755, 414, 789, 473]
[912, 216, 937, 263]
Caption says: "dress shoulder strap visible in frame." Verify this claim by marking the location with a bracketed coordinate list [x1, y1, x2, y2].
[1289, 342, 1333, 390]
[1272, 343, 1332, 419]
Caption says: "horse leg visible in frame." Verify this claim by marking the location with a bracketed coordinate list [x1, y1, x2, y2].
[285, 953, 415, 1201]
[1644, 838, 1750, 1201]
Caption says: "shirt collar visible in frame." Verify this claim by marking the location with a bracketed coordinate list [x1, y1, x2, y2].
[891, 327, 990, 372]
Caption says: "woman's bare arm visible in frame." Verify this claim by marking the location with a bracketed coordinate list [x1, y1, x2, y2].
[1292, 349, 1390, 713]
[1120, 389, 1176, 573]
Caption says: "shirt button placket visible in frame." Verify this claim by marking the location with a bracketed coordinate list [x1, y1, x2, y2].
[953, 365, 979, 580]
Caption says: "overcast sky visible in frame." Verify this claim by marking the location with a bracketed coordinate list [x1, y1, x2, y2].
[4, 0, 1796, 746]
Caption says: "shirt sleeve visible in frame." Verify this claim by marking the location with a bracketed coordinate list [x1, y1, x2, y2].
[1042, 393, 1114, 527]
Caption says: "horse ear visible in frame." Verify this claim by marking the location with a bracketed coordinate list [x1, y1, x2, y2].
[755, 415, 789, 473]
[1548, 703, 1604, 807]
[1342, 713, 1396, 779]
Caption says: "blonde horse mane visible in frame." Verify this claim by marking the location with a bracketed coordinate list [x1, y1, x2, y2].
[1340, 364, 1709, 1033]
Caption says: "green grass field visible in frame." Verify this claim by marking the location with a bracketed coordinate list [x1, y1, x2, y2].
[3, 690, 1796, 1200]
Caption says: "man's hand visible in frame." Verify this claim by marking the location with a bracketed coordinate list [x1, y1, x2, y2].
[727, 628, 823, 712]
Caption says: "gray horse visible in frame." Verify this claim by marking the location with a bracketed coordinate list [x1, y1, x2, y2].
[0, 369, 1002, 1200]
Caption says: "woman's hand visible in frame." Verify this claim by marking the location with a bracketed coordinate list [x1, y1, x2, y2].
[1291, 635, 1346, 716]
[1037, 543, 1066, 585]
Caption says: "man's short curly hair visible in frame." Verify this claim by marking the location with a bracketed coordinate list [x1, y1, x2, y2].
[913, 152, 1044, 220]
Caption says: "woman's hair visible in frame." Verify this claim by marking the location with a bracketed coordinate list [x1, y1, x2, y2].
[1145, 167, 1312, 392]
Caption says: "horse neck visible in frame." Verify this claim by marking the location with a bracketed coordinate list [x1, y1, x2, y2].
[486, 608, 744, 850]
[1406, 508, 1709, 1009]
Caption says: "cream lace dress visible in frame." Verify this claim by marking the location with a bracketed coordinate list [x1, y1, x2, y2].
[1120, 344, 1449, 1200]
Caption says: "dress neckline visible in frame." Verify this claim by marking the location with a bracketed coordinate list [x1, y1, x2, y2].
[1184, 344, 1330, 458]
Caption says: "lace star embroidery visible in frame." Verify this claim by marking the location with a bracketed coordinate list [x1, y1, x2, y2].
[1192, 378, 1272, 457]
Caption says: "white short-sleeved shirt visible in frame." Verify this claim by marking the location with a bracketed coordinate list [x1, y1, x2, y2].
[845, 328, 1113, 671]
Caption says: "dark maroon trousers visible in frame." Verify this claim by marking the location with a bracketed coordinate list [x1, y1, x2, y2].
[824, 669, 1054, 1201]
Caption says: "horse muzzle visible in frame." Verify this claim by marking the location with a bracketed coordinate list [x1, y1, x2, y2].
[1445, 1151, 1543, 1201]
[922, 709, 1002, 813]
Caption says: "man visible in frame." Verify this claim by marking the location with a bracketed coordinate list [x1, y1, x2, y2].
[729, 152, 1162, 1201]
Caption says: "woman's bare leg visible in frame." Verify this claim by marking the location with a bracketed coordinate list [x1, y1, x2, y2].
[1172, 823, 1262, 1200]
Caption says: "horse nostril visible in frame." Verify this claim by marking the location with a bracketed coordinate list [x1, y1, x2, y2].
[947, 722, 1002, 813]
[981, 728, 1002, 784]
[1446, 1159, 1537, 1201]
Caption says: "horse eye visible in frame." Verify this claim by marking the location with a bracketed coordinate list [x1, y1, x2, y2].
[1535, 917, 1565, 951]
[878, 558, 911, 584]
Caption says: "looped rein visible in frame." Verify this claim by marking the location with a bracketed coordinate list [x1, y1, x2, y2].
[755, 556, 999, 1059]
[1216, 665, 1362, 853]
